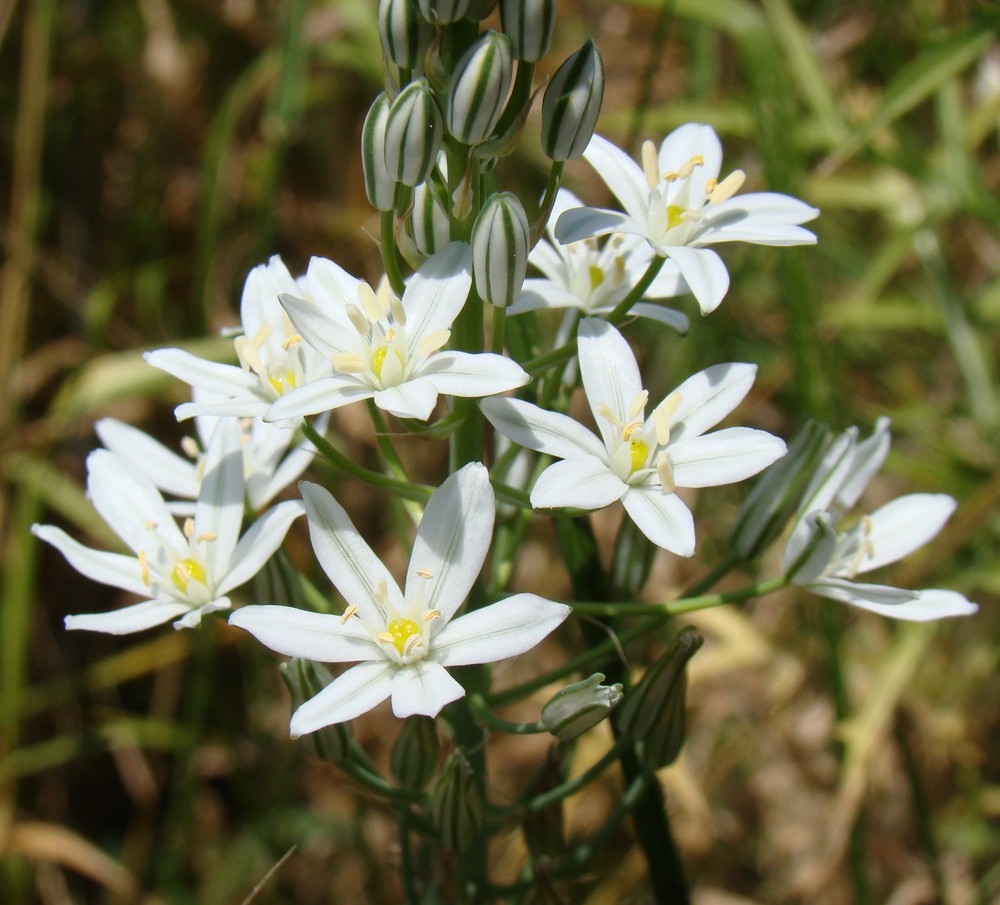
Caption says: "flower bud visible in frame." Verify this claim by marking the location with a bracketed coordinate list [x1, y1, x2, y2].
[471, 191, 529, 307]
[541, 673, 623, 742]
[465, 0, 499, 19]
[378, 0, 433, 70]
[446, 31, 513, 145]
[499, 0, 557, 62]
[616, 626, 702, 770]
[427, 749, 484, 853]
[384, 78, 444, 186]
[361, 93, 398, 212]
[409, 179, 453, 257]
[418, 0, 473, 23]
[279, 659, 351, 762]
[541, 39, 604, 162]
[391, 716, 440, 789]
[730, 420, 832, 559]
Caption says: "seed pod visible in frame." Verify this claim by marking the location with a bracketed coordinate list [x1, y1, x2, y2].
[378, 0, 432, 70]
[499, 0, 557, 62]
[446, 31, 513, 145]
[279, 659, 352, 762]
[384, 78, 444, 186]
[541, 673, 623, 742]
[391, 716, 440, 789]
[409, 179, 452, 257]
[417, 0, 473, 23]
[427, 749, 484, 852]
[361, 93, 398, 211]
[540, 39, 604, 162]
[471, 191, 529, 307]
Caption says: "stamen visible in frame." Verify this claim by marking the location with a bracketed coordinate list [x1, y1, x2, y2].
[340, 604, 359, 624]
[656, 451, 676, 493]
[652, 392, 682, 446]
[422, 608, 441, 622]
[621, 421, 642, 441]
[183, 517, 194, 539]
[415, 568, 434, 580]
[709, 169, 745, 205]
[389, 294, 407, 326]
[677, 154, 704, 179]
[346, 303, 369, 335]
[138, 550, 150, 587]
[357, 282, 386, 321]
[384, 327, 396, 343]
[596, 402, 621, 427]
[332, 353, 367, 374]
[641, 140, 660, 190]
[403, 635, 423, 657]
[628, 390, 649, 420]
[143, 520, 158, 530]
[282, 334, 302, 350]
[180, 437, 200, 459]
[196, 532, 217, 543]
[417, 329, 450, 357]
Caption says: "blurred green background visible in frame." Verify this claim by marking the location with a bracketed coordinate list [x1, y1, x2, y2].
[1, 0, 998, 902]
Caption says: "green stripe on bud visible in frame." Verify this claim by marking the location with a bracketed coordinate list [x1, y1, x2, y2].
[417, 0, 473, 23]
[378, 0, 432, 70]
[541, 673, 623, 742]
[409, 179, 452, 257]
[361, 93, 397, 211]
[427, 749, 484, 853]
[384, 78, 444, 187]
[279, 659, 352, 762]
[499, 0, 556, 62]
[391, 715, 440, 789]
[471, 191, 529, 307]
[446, 31, 513, 145]
[541, 39, 605, 161]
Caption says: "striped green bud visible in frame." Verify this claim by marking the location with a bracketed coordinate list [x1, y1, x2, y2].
[499, 0, 557, 62]
[446, 31, 513, 145]
[541, 39, 604, 161]
[427, 749, 484, 853]
[471, 191, 529, 307]
[390, 716, 440, 789]
[361, 93, 397, 211]
[384, 78, 444, 187]
[541, 673, 623, 742]
[279, 659, 351, 763]
[409, 179, 452, 257]
[417, 0, 473, 23]
[616, 626, 702, 771]
[378, 0, 432, 70]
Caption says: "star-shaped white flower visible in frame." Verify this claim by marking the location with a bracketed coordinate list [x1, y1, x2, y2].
[784, 420, 978, 621]
[509, 189, 690, 333]
[145, 256, 332, 421]
[32, 419, 304, 634]
[555, 125, 819, 314]
[230, 463, 570, 733]
[264, 242, 530, 422]
[481, 318, 786, 555]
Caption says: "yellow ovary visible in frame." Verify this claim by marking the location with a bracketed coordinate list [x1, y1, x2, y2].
[172, 558, 207, 590]
[372, 345, 388, 381]
[384, 618, 421, 655]
[629, 437, 650, 472]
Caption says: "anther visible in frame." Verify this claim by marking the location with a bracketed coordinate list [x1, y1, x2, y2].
[628, 390, 648, 420]
[180, 437, 200, 459]
[346, 303, 369, 335]
[340, 604, 359, 624]
[709, 170, 745, 205]
[415, 568, 434, 580]
[282, 334, 302, 350]
[641, 140, 660, 190]
[184, 518, 195, 539]
[422, 608, 441, 622]
[144, 520, 159, 530]
[656, 451, 676, 493]
[196, 532, 217, 543]
[403, 635, 422, 657]
[332, 353, 366, 374]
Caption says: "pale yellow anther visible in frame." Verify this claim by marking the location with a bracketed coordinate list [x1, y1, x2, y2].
[610, 233, 625, 249]
[377, 631, 395, 645]
[184, 517, 195, 538]
[656, 451, 676, 493]
[236, 338, 265, 375]
[621, 421, 642, 441]
[422, 608, 441, 622]
[709, 169, 745, 205]
[180, 437, 200, 459]
[340, 604, 359, 624]
[144, 520, 158, 530]
[663, 170, 680, 183]
[415, 568, 434, 580]
[589, 265, 605, 290]
[677, 154, 704, 179]
[346, 303, 369, 335]
[389, 295, 407, 326]
[585, 237, 599, 251]
[332, 353, 367, 374]
[234, 336, 251, 371]
[282, 334, 302, 350]
[641, 140, 660, 189]
[358, 282, 386, 321]
[403, 635, 423, 657]
[196, 532, 217, 543]
[628, 390, 649, 420]
[418, 329, 451, 357]
[613, 256, 627, 285]
[138, 550, 150, 587]
[596, 402, 620, 426]
[384, 327, 397, 343]
[705, 177, 718, 194]
[652, 392, 682, 446]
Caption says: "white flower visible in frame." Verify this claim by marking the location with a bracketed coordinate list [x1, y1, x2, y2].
[508, 189, 690, 333]
[784, 420, 978, 621]
[145, 256, 332, 421]
[264, 242, 530, 422]
[230, 463, 570, 733]
[32, 419, 304, 634]
[481, 318, 786, 555]
[555, 125, 819, 314]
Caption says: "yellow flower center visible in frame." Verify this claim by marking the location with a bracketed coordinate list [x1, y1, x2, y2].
[629, 437, 650, 473]
[666, 205, 686, 231]
[172, 558, 207, 590]
[267, 371, 297, 396]
[385, 618, 421, 655]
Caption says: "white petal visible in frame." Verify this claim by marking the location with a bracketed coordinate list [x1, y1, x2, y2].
[373, 378, 439, 420]
[840, 589, 976, 622]
[858, 494, 956, 573]
[144, 349, 260, 398]
[217, 500, 305, 595]
[527, 240, 569, 282]
[280, 293, 354, 361]
[401, 242, 472, 344]
[65, 599, 191, 635]
[554, 207, 637, 245]
[834, 418, 891, 511]
[193, 419, 245, 580]
[289, 661, 396, 735]
[175, 397, 268, 420]
[250, 424, 324, 510]
[577, 318, 643, 449]
[705, 191, 819, 226]
[406, 463, 494, 624]
[697, 223, 818, 246]
[530, 458, 625, 510]
[806, 576, 917, 607]
[300, 481, 404, 622]
[306, 256, 364, 318]
[643, 262, 688, 299]
[662, 245, 730, 314]
[229, 604, 376, 662]
[431, 595, 570, 667]
[390, 661, 465, 718]
[240, 256, 299, 335]
[480, 397, 606, 460]
[94, 419, 198, 498]
[666, 362, 757, 442]
[630, 303, 690, 333]
[658, 123, 722, 185]
[264, 377, 373, 421]
[173, 597, 231, 628]
[424, 352, 529, 398]
[32, 524, 149, 596]
[583, 133, 652, 224]
[621, 487, 695, 556]
[508, 283, 583, 314]
[669, 428, 786, 488]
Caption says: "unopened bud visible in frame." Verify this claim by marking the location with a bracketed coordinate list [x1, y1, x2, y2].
[427, 749, 484, 852]
[384, 78, 444, 186]
[541, 673, 623, 742]
[391, 716, 440, 788]
[731, 420, 831, 559]
[409, 179, 453, 257]
[783, 510, 838, 585]
[378, 0, 433, 70]
[471, 191, 529, 307]
[418, 0, 473, 23]
[446, 31, 513, 145]
[361, 93, 398, 211]
[500, 0, 557, 62]
[541, 40, 604, 161]
[279, 659, 351, 762]
[616, 626, 702, 770]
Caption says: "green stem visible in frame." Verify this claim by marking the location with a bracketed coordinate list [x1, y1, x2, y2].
[381, 210, 407, 296]
[530, 161, 565, 244]
[366, 401, 423, 527]
[398, 805, 421, 905]
[490, 299, 506, 356]
[468, 694, 545, 735]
